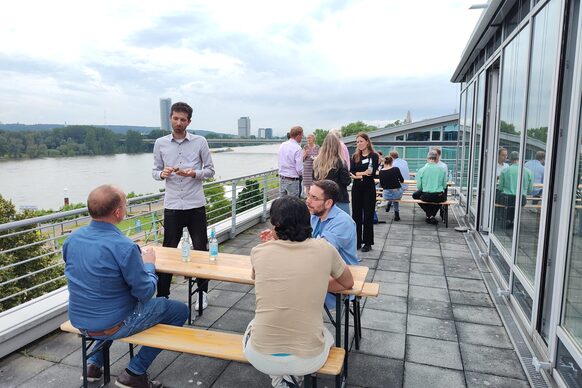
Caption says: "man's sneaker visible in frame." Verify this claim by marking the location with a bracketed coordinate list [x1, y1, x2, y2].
[194, 292, 208, 310]
[377, 201, 388, 208]
[271, 375, 303, 388]
[81, 364, 102, 382]
[361, 244, 372, 252]
[115, 369, 162, 388]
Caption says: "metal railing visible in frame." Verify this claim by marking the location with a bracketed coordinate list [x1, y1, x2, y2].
[0, 169, 280, 313]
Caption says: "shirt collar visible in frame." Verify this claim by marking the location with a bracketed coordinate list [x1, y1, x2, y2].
[89, 220, 122, 234]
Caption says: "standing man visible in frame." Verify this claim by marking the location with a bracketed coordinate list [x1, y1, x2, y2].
[306, 180, 358, 308]
[278, 126, 304, 197]
[153, 102, 215, 309]
[63, 185, 188, 388]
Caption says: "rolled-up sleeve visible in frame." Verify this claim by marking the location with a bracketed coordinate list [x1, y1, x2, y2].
[152, 139, 164, 181]
[195, 138, 215, 180]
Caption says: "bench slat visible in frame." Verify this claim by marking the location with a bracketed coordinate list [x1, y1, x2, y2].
[60, 321, 345, 376]
[359, 283, 379, 297]
[376, 197, 458, 206]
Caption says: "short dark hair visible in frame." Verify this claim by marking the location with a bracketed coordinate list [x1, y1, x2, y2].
[312, 180, 339, 204]
[384, 156, 393, 165]
[171, 102, 193, 120]
[389, 150, 399, 159]
[270, 196, 312, 242]
[87, 184, 124, 218]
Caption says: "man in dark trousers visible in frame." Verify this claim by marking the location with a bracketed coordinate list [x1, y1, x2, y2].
[152, 102, 215, 309]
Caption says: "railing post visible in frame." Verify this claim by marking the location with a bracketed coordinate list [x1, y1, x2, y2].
[230, 180, 237, 239]
[262, 174, 268, 222]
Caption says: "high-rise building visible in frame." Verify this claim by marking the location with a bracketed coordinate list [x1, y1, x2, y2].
[258, 128, 273, 139]
[238, 117, 251, 138]
[160, 98, 172, 131]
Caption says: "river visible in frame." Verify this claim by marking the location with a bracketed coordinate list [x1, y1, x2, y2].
[0, 144, 281, 210]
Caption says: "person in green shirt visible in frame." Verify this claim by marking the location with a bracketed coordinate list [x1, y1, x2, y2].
[496, 151, 533, 228]
[413, 151, 447, 225]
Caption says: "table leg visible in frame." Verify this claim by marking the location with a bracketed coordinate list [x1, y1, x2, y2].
[187, 277, 193, 325]
[344, 296, 349, 378]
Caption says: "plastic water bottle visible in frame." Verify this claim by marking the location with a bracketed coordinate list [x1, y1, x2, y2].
[180, 227, 191, 262]
[209, 227, 218, 262]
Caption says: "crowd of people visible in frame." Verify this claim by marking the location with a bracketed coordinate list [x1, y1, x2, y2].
[62, 102, 467, 388]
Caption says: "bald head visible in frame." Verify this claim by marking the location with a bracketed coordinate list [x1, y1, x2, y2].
[87, 185, 125, 219]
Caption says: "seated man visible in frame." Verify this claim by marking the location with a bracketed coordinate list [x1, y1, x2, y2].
[497, 151, 533, 228]
[306, 179, 359, 308]
[413, 150, 447, 225]
[246, 196, 354, 388]
[63, 184, 188, 388]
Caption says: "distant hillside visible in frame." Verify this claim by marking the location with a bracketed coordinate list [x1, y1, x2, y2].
[0, 123, 229, 137]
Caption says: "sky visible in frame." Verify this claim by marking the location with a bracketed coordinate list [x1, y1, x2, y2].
[0, 0, 483, 135]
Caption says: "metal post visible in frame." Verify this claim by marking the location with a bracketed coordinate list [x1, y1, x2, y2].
[230, 180, 237, 239]
[262, 174, 268, 222]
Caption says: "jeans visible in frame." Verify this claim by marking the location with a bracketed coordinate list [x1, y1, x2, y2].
[382, 188, 404, 212]
[159, 207, 208, 297]
[85, 297, 188, 375]
[279, 178, 301, 197]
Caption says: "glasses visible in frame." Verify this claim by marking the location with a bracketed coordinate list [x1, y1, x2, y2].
[307, 194, 326, 202]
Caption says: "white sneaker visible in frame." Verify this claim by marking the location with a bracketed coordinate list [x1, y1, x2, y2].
[194, 292, 208, 310]
[377, 201, 388, 208]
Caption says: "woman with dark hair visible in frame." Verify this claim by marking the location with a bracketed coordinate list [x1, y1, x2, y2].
[244, 196, 353, 388]
[379, 155, 404, 221]
[350, 132, 379, 252]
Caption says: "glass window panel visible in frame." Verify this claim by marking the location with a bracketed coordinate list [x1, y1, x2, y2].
[444, 124, 459, 141]
[396, 135, 404, 141]
[406, 131, 431, 141]
[490, 242, 511, 283]
[492, 25, 530, 255]
[556, 341, 582, 387]
[405, 146, 430, 172]
[515, 0, 560, 285]
[512, 275, 533, 319]
[456, 93, 467, 188]
[432, 131, 441, 141]
[562, 97, 582, 350]
[471, 72, 486, 213]
[462, 84, 475, 199]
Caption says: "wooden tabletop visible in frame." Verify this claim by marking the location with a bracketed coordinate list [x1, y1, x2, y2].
[153, 246, 368, 296]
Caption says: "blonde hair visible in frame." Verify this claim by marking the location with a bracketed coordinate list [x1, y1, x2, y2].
[313, 134, 344, 180]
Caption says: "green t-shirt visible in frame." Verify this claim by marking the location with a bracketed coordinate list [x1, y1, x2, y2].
[416, 163, 446, 193]
[498, 164, 533, 195]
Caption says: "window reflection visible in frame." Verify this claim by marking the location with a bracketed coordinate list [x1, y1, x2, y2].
[461, 84, 474, 200]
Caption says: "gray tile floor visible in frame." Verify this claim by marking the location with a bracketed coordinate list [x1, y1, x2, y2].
[0, 203, 532, 387]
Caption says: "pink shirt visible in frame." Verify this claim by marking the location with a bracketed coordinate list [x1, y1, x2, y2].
[278, 139, 303, 178]
[340, 141, 351, 170]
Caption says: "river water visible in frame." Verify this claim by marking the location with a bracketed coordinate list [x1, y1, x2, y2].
[0, 144, 281, 210]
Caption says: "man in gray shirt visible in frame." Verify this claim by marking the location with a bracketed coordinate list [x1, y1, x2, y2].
[153, 102, 215, 308]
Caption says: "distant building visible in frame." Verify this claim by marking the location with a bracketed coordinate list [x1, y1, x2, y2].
[258, 127, 273, 139]
[238, 117, 251, 137]
[160, 98, 171, 131]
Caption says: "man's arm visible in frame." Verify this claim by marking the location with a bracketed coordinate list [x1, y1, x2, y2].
[294, 146, 304, 176]
[119, 245, 158, 302]
[328, 267, 354, 292]
[196, 138, 215, 180]
[152, 140, 165, 181]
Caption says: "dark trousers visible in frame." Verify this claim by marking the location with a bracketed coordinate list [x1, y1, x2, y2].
[158, 207, 208, 298]
[413, 191, 446, 218]
[351, 182, 376, 247]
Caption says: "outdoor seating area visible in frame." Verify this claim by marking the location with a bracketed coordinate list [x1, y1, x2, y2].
[0, 207, 533, 388]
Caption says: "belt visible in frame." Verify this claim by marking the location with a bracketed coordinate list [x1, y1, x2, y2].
[86, 321, 124, 337]
[280, 175, 300, 181]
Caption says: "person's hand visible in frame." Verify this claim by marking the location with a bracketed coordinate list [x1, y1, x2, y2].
[141, 246, 156, 264]
[176, 168, 196, 178]
[259, 229, 276, 242]
[160, 166, 177, 179]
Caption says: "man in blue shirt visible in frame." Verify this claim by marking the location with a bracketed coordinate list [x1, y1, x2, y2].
[63, 184, 188, 388]
[306, 180, 358, 308]
[524, 151, 545, 197]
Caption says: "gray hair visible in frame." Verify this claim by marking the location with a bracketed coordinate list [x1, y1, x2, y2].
[427, 150, 438, 161]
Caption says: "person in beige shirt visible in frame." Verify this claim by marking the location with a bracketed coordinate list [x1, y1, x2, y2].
[243, 196, 353, 388]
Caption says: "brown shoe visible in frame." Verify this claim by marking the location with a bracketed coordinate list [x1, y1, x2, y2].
[81, 364, 102, 382]
[115, 369, 163, 388]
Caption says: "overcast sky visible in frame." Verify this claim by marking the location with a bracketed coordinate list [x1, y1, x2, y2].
[0, 0, 482, 135]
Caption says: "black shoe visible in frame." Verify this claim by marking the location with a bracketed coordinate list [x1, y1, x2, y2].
[361, 245, 372, 252]
[425, 217, 431, 223]
[428, 217, 438, 225]
[116, 370, 162, 388]
[385, 203, 392, 213]
[82, 364, 102, 383]
[394, 211, 400, 221]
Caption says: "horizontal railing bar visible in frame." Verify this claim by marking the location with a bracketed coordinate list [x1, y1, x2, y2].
[0, 250, 58, 272]
[0, 275, 66, 303]
[0, 262, 63, 287]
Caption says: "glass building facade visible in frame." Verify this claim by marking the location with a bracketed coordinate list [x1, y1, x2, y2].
[452, 0, 582, 385]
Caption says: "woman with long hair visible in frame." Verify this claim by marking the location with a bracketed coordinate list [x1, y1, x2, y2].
[313, 134, 352, 214]
[302, 133, 320, 195]
[349, 132, 379, 252]
[244, 196, 353, 387]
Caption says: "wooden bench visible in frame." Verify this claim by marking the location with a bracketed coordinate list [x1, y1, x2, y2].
[376, 196, 458, 227]
[61, 320, 345, 388]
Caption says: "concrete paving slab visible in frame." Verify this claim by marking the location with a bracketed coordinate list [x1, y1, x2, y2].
[355, 328, 406, 360]
[409, 298, 453, 320]
[18, 363, 88, 388]
[380, 252, 412, 261]
[359, 258, 379, 269]
[409, 285, 450, 302]
[365, 294, 408, 313]
[155, 352, 230, 387]
[445, 267, 483, 280]
[211, 308, 254, 333]
[377, 281, 409, 297]
[406, 335, 463, 370]
[456, 322, 513, 349]
[373, 270, 409, 284]
[412, 247, 443, 257]
[453, 305, 503, 326]
[213, 282, 254, 293]
[440, 243, 470, 252]
[460, 343, 526, 380]
[0, 353, 53, 388]
[210, 361, 271, 387]
[442, 250, 473, 259]
[447, 278, 488, 293]
[345, 353, 404, 387]
[191, 306, 229, 328]
[207, 289, 247, 308]
[449, 290, 494, 307]
[60, 338, 130, 368]
[413, 235, 440, 242]
[410, 273, 448, 289]
[465, 371, 530, 388]
[377, 259, 410, 272]
[386, 238, 413, 247]
[360, 309, 407, 333]
[410, 262, 445, 276]
[381, 245, 412, 253]
[404, 362, 466, 388]
[411, 255, 443, 264]
[407, 315, 458, 341]
[413, 241, 442, 250]
[232, 293, 255, 311]
[109, 347, 181, 380]
[26, 330, 80, 363]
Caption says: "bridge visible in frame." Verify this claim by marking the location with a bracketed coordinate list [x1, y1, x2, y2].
[138, 138, 287, 146]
